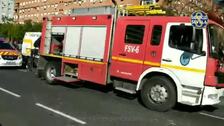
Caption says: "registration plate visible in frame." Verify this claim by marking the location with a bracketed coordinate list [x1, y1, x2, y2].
[5, 61, 16, 65]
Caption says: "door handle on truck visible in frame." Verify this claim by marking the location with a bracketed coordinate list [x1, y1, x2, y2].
[119, 53, 126, 56]
[162, 59, 172, 62]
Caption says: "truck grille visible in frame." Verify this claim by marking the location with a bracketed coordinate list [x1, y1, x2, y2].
[2, 55, 18, 60]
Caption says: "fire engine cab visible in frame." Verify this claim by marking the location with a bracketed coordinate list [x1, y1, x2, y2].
[37, 4, 224, 111]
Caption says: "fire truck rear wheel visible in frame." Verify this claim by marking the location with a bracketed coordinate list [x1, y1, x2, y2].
[44, 62, 61, 84]
[141, 76, 176, 112]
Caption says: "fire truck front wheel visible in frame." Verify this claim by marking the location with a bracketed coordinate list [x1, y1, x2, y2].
[44, 62, 61, 84]
[141, 76, 176, 112]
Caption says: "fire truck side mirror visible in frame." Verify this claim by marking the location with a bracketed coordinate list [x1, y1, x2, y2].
[190, 42, 206, 56]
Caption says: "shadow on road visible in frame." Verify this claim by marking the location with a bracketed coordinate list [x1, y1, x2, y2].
[0, 66, 23, 70]
[57, 81, 114, 93]
[55, 81, 83, 89]
[174, 104, 218, 112]
[114, 90, 137, 100]
[57, 81, 138, 100]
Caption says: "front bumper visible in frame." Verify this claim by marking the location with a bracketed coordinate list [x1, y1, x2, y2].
[201, 86, 224, 105]
[0, 59, 23, 67]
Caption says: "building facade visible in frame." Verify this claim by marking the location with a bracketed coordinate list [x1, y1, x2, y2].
[14, 0, 224, 25]
[0, 0, 14, 23]
[14, 0, 139, 23]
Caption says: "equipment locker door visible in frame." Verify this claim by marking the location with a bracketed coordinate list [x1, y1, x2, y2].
[161, 23, 207, 88]
[110, 19, 149, 81]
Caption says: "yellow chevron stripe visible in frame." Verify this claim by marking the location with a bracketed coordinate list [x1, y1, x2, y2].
[3, 52, 9, 55]
[8, 52, 17, 55]
[0, 51, 18, 56]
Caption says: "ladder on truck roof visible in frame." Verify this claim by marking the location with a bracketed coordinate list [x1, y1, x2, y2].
[118, 4, 166, 16]
[71, 4, 166, 17]
[71, 6, 116, 16]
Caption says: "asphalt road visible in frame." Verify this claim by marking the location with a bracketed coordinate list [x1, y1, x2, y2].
[0, 68, 224, 126]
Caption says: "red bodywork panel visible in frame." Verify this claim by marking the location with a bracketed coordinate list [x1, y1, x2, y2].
[110, 18, 150, 81]
[142, 19, 166, 72]
[39, 18, 47, 54]
[62, 58, 107, 85]
[40, 15, 112, 85]
[204, 21, 224, 88]
[110, 16, 191, 82]
[205, 58, 224, 87]
[205, 58, 218, 86]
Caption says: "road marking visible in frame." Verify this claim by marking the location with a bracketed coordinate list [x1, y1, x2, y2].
[35, 103, 86, 125]
[199, 112, 224, 121]
[0, 87, 21, 98]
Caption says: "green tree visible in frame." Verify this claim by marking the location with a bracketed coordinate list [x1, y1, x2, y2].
[0, 20, 42, 43]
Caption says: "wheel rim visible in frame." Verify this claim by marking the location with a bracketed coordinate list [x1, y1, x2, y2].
[148, 84, 168, 104]
[47, 67, 56, 80]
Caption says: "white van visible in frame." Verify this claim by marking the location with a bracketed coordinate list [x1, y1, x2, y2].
[22, 32, 41, 68]
[22, 32, 41, 57]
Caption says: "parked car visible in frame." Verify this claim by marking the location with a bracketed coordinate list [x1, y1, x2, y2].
[0, 42, 23, 67]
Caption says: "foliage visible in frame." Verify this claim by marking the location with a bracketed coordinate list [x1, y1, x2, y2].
[0, 20, 42, 43]
[2, 16, 14, 23]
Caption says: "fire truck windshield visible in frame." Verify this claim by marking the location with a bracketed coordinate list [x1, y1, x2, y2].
[0, 43, 14, 50]
[208, 24, 224, 61]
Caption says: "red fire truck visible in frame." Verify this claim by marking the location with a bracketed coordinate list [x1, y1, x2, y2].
[37, 5, 224, 111]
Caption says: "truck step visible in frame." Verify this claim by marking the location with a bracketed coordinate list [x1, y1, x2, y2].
[64, 72, 78, 77]
[54, 76, 79, 83]
[115, 87, 136, 94]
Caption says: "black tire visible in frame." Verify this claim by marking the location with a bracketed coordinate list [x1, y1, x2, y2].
[141, 76, 176, 112]
[44, 62, 61, 84]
